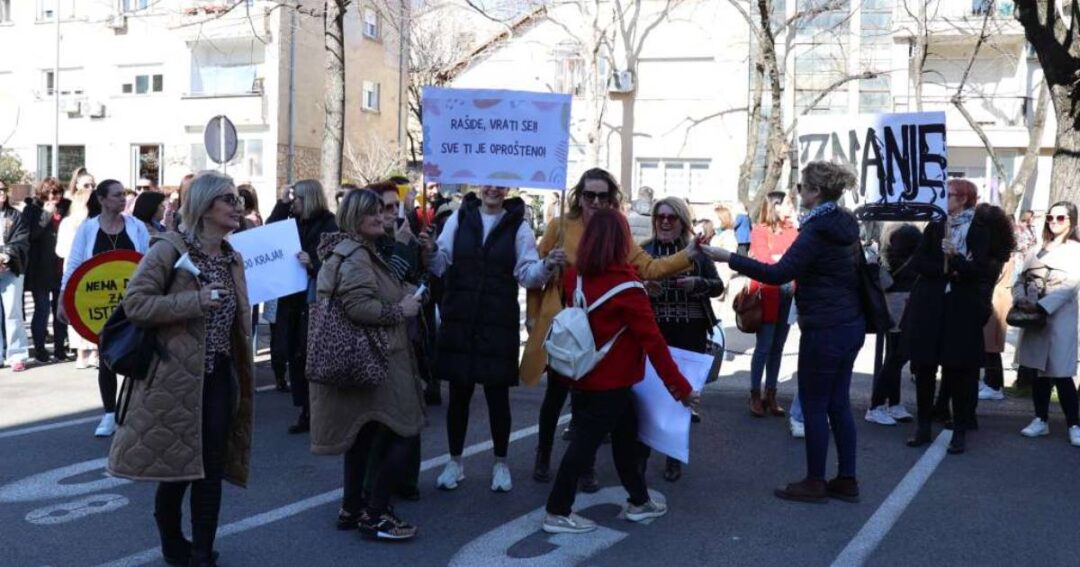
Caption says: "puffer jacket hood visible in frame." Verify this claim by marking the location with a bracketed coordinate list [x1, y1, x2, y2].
[317, 231, 359, 262]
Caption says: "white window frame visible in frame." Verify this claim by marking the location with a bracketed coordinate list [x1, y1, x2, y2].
[37, 0, 76, 21]
[120, 0, 150, 13]
[42, 70, 55, 96]
[362, 81, 380, 112]
[121, 72, 163, 95]
[362, 7, 380, 40]
[636, 158, 712, 202]
[0, 0, 12, 24]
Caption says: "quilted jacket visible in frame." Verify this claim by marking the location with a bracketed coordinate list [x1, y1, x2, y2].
[308, 233, 424, 455]
[107, 232, 255, 487]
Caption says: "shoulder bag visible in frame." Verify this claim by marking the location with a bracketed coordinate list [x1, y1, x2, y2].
[855, 242, 894, 334]
[732, 284, 764, 333]
[1006, 267, 1050, 329]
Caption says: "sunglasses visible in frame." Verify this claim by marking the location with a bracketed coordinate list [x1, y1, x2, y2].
[382, 203, 399, 214]
[581, 191, 609, 204]
[81, 183, 94, 189]
[216, 194, 245, 208]
[1048, 215, 1070, 224]
[655, 213, 680, 224]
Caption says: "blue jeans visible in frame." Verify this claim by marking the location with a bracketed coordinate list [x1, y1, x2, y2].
[798, 320, 865, 481]
[789, 391, 803, 423]
[750, 293, 792, 391]
[0, 271, 29, 364]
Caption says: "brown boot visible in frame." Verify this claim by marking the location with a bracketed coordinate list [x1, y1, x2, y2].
[749, 391, 765, 417]
[826, 477, 860, 503]
[765, 388, 786, 417]
[774, 478, 828, 503]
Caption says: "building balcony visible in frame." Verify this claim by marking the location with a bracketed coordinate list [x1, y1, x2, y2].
[892, 93, 1032, 144]
[894, 0, 1023, 41]
[180, 90, 267, 128]
[174, 1, 272, 42]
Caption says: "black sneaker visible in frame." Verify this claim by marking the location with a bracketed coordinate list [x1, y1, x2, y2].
[358, 508, 417, 541]
[337, 508, 361, 530]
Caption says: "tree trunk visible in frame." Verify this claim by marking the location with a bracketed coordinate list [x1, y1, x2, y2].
[757, 0, 786, 211]
[321, 0, 348, 206]
[912, 1, 928, 112]
[1047, 84, 1080, 205]
[738, 56, 765, 209]
[1005, 82, 1049, 214]
[619, 93, 636, 200]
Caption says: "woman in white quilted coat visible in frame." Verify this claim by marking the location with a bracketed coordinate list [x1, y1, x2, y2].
[108, 171, 254, 567]
[1014, 201, 1080, 446]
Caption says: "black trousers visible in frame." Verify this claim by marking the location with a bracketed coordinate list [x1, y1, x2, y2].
[871, 332, 906, 407]
[155, 356, 235, 563]
[546, 388, 649, 516]
[447, 382, 511, 457]
[343, 422, 416, 515]
[100, 366, 118, 413]
[1029, 370, 1080, 426]
[277, 298, 309, 410]
[30, 289, 67, 356]
[983, 352, 1004, 391]
[914, 364, 979, 431]
[736, 243, 750, 256]
[537, 377, 596, 474]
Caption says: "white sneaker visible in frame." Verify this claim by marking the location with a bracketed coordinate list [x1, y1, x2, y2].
[887, 404, 914, 422]
[94, 413, 117, 437]
[978, 384, 1005, 401]
[789, 417, 805, 439]
[1021, 418, 1050, 438]
[491, 462, 512, 493]
[436, 460, 465, 490]
[1070, 426, 1080, 447]
[865, 406, 897, 426]
[542, 513, 597, 534]
[626, 499, 668, 523]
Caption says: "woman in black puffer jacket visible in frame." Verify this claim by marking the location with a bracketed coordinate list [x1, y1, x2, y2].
[267, 179, 339, 434]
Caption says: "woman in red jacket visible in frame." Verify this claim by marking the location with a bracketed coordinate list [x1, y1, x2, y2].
[542, 209, 701, 535]
[747, 191, 798, 417]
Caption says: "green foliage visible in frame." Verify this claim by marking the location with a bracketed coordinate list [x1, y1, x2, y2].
[0, 149, 30, 186]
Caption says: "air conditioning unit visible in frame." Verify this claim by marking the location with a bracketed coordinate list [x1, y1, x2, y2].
[88, 102, 106, 118]
[608, 70, 636, 94]
[108, 14, 127, 31]
[62, 99, 82, 115]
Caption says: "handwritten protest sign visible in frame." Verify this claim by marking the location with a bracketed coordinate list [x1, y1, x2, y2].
[633, 347, 712, 464]
[797, 112, 948, 221]
[422, 87, 571, 190]
[63, 250, 142, 343]
[228, 219, 308, 304]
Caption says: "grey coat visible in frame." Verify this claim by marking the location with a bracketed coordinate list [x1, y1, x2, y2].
[1014, 240, 1080, 378]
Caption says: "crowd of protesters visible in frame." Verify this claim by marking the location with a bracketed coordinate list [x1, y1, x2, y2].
[0, 161, 1077, 564]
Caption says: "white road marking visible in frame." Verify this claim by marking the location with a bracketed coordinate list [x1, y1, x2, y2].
[95, 414, 572, 567]
[831, 430, 952, 567]
[26, 494, 129, 525]
[0, 416, 100, 440]
[0, 458, 130, 503]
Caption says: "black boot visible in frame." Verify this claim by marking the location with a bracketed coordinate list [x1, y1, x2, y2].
[663, 458, 682, 482]
[288, 408, 310, 434]
[906, 419, 932, 448]
[155, 511, 191, 566]
[533, 448, 552, 483]
[947, 429, 966, 454]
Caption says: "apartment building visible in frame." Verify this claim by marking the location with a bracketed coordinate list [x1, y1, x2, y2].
[0, 0, 406, 214]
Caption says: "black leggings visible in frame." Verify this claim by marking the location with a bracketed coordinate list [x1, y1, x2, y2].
[537, 376, 596, 470]
[100, 366, 117, 413]
[915, 364, 979, 431]
[871, 332, 906, 408]
[447, 382, 511, 457]
[155, 356, 234, 563]
[1030, 371, 1080, 426]
[983, 352, 1004, 391]
[278, 299, 309, 410]
[343, 423, 415, 515]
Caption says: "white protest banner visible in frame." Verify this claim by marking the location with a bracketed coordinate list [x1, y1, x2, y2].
[421, 87, 571, 190]
[797, 111, 948, 221]
[227, 219, 308, 304]
[632, 347, 712, 464]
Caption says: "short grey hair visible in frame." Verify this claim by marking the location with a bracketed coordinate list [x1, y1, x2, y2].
[181, 170, 235, 236]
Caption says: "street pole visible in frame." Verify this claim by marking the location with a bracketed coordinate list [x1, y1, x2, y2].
[220, 115, 227, 174]
[52, 9, 60, 179]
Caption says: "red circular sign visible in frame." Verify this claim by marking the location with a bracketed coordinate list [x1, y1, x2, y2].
[62, 249, 144, 345]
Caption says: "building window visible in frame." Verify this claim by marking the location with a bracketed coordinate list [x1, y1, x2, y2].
[190, 40, 265, 96]
[37, 0, 76, 21]
[43, 70, 54, 96]
[362, 81, 380, 112]
[189, 138, 263, 178]
[636, 159, 712, 202]
[1, 0, 11, 23]
[43, 68, 84, 96]
[120, 0, 149, 12]
[36, 145, 85, 181]
[122, 73, 163, 95]
[363, 8, 380, 39]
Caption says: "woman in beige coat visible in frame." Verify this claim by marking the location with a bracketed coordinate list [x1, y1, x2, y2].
[309, 188, 424, 541]
[1015, 201, 1080, 445]
[108, 171, 253, 567]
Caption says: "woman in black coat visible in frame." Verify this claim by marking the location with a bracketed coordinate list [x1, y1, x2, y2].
[267, 179, 339, 434]
[23, 183, 68, 362]
[902, 179, 999, 454]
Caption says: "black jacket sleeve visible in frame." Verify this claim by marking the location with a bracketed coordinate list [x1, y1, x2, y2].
[267, 200, 292, 224]
[3, 210, 31, 276]
[729, 228, 817, 286]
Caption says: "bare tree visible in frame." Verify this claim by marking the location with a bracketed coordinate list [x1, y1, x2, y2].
[345, 132, 404, 183]
[1015, 0, 1080, 205]
[322, 0, 350, 204]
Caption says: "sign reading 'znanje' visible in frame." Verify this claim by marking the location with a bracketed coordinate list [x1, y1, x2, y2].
[797, 111, 948, 222]
[62, 250, 143, 344]
[421, 87, 572, 191]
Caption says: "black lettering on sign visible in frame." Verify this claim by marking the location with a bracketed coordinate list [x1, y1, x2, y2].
[918, 123, 947, 196]
[243, 249, 285, 270]
[88, 304, 118, 321]
[85, 280, 118, 292]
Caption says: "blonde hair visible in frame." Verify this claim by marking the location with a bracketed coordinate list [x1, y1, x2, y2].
[714, 203, 734, 230]
[336, 188, 381, 235]
[650, 196, 694, 243]
[181, 170, 235, 237]
[801, 161, 856, 202]
[292, 179, 329, 220]
[758, 192, 790, 230]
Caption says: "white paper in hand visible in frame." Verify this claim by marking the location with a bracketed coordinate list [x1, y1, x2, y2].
[227, 219, 308, 304]
[632, 347, 712, 464]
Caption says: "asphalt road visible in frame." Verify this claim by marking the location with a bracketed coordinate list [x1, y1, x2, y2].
[3, 349, 1080, 567]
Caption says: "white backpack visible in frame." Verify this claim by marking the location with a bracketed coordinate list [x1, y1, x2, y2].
[544, 275, 645, 381]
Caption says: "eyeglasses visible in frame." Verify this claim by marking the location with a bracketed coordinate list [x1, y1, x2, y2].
[655, 213, 680, 225]
[216, 194, 245, 208]
[81, 183, 94, 189]
[1048, 215, 1070, 224]
[581, 191, 609, 204]
[382, 203, 399, 214]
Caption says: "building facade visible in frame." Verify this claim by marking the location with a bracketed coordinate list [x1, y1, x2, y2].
[0, 0, 406, 214]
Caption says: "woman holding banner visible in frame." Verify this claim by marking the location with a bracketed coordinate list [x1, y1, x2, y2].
[420, 185, 554, 493]
[701, 161, 865, 504]
[267, 180, 338, 435]
[902, 179, 998, 455]
[59, 179, 150, 438]
[522, 168, 695, 489]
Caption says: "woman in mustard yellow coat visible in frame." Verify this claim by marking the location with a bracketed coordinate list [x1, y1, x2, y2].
[525, 168, 696, 485]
